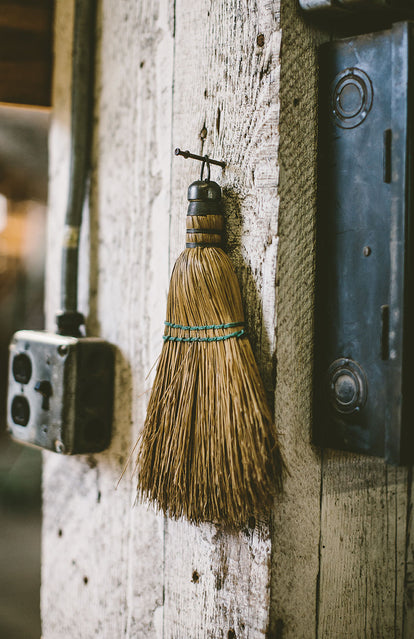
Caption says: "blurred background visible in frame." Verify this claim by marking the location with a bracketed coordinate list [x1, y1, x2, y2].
[0, 103, 49, 639]
[0, 3, 53, 636]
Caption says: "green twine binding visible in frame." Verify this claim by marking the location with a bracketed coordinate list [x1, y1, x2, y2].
[163, 329, 245, 343]
[165, 321, 244, 331]
[163, 321, 245, 343]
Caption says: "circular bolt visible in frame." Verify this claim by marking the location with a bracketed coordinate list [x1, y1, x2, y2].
[336, 82, 363, 116]
[334, 374, 358, 406]
[363, 246, 371, 257]
[55, 440, 65, 454]
[58, 345, 68, 357]
[12, 353, 32, 384]
[328, 358, 367, 414]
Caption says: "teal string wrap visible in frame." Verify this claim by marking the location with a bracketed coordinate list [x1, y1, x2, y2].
[163, 321, 245, 343]
[165, 321, 244, 331]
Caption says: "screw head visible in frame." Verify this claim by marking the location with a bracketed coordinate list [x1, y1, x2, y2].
[363, 246, 371, 257]
[328, 358, 367, 414]
[333, 373, 357, 406]
[58, 345, 68, 356]
[55, 440, 65, 454]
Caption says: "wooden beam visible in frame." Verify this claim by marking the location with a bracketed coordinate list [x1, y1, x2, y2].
[0, 0, 54, 106]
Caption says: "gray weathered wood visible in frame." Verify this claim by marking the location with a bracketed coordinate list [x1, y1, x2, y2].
[404, 470, 414, 638]
[163, 1, 281, 636]
[42, 1, 172, 636]
[318, 455, 408, 639]
[271, 2, 414, 638]
[43, 1, 279, 637]
[42, 1, 414, 637]
[270, 1, 325, 636]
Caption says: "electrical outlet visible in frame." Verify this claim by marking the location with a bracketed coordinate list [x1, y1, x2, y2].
[7, 330, 114, 455]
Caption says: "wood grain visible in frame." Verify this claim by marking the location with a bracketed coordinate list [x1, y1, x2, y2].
[41, 0, 414, 637]
[42, 1, 172, 636]
[270, 1, 326, 636]
[272, 2, 414, 638]
[318, 455, 408, 639]
[404, 470, 414, 638]
[163, 0, 281, 636]
[43, 0, 279, 632]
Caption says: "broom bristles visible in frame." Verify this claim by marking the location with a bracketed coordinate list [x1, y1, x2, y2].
[136, 209, 284, 527]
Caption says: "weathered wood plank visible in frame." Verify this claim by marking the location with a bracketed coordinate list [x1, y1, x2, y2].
[0, 0, 53, 106]
[318, 454, 408, 639]
[270, 0, 326, 636]
[0, 1, 52, 33]
[272, 3, 413, 638]
[164, 519, 272, 638]
[163, 0, 281, 636]
[404, 470, 414, 638]
[42, 1, 173, 636]
[42, 1, 414, 638]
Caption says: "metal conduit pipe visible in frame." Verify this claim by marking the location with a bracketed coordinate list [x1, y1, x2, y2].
[57, 0, 96, 337]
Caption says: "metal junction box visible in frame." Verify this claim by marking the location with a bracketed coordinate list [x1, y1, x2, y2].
[314, 22, 414, 464]
[7, 330, 114, 455]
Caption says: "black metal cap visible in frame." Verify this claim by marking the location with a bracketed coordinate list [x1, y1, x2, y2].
[187, 180, 223, 215]
[56, 310, 85, 337]
[188, 180, 221, 201]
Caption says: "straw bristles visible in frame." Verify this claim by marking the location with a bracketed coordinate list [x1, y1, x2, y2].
[136, 229, 283, 526]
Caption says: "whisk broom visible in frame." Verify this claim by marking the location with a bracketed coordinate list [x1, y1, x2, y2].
[136, 150, 283, 526]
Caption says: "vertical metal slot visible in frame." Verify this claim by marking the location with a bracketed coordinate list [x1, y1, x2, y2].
[383, 129, 392, 183]
[381, 305, 390, 360]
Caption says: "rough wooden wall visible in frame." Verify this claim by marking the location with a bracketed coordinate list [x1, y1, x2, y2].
[0, 0, 53, 106]
[42, 1, 414, 638]
[42, 1, 280, 637]
[271, 2, 414, 638]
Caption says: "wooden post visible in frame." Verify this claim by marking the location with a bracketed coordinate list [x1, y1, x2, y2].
[271, 2, 414, 638]
[0, 0, 53, 106]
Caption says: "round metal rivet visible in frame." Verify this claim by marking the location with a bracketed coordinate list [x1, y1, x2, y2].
[328, 358, 367, 414]
[334, 374, 358, 405]
[55, 440, 65, 453]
